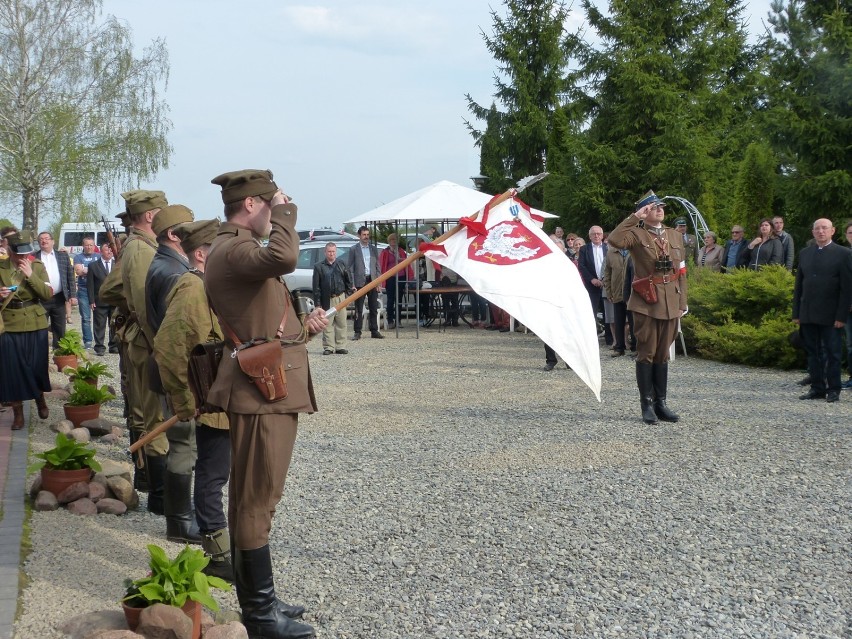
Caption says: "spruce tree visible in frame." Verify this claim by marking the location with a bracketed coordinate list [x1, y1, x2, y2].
[733, 142, 777, 236]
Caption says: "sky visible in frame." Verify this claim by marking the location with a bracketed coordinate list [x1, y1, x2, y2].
[98, 0, 776, 231]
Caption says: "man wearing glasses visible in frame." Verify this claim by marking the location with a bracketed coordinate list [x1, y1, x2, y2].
[721, 225, 750, 272]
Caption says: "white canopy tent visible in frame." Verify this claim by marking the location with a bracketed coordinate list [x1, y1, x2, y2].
[343, 180, 557, 224]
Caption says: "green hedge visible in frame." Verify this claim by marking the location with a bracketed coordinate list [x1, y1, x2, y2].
[681, 266, 805, 369]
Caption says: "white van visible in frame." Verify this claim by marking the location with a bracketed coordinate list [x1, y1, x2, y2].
[58, 223, 111, 254]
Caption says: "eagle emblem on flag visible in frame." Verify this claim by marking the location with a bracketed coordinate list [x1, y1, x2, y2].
[468, 220, 552, 265]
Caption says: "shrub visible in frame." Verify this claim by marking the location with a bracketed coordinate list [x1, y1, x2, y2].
[682, 265, 804, 369]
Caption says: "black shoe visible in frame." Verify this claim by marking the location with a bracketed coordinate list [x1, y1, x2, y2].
[797, 375, 812, 386]
[322, 349, 334, 355]
[109, 347, 120, 354]
[164, 471, 202, 544]
[799, 389, 826, 400]
[335, 349, 348, 355]
[611, 350, 625, 357]
[94, 349, 105, 356]
[371, 332, 384, 339]
[499, 327, 510, 332]
[352, 333, 361, 341]
[387, 321, 396, 329]
[234, 546, 315, 638]
[543, 362, 555, 371]
[826, 391, 840, 403]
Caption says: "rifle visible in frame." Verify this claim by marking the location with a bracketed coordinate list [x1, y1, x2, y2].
[101, 215, 122, 259]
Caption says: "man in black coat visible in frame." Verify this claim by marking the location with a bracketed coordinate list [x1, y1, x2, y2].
[87, 243, 117, 356]
[793, 218, 852, 403]
[36, 231, 77, 347]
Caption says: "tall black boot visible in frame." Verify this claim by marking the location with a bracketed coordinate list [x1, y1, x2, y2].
[164, 471, 202, 544]
[234, 545, 315, 638]
[652, 362, 680, 422]
[129, 429, 149, 493]
[636, 362, 658, 425]
[146, 454, 167, 516]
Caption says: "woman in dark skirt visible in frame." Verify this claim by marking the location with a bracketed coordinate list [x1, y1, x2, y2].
[0, 231, 53, 429]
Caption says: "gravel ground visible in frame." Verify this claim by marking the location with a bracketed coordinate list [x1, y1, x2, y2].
[13, 322, 852, 638]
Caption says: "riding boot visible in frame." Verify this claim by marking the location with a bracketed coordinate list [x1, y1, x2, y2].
[129, 429, 150, 493]
[145, 453, 167, 516]
[234, 545, 314, 638]
[35, 394, 49, 420]
[11, 402, 24, 430]
[164, 471, 202, 544]
[202, 528, 234, 583]
[652, 362, 680, 422]
[635, 362, 658, 425]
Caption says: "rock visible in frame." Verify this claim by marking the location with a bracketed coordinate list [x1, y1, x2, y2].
[58, 481, 91, 504]
[107, 477, 137, 508]
[204, 621, 249, 639]
[81, 417, 117, 437]
[112, 426, 124, 438]
[46, 388, 70, 401]
[88, 482, 107, 502]
[58, 610, 128, 637]
[84, 631, 144, 639]
[100, 459, 133, 484]
[34, 490, 59, 511]
[29, 475, 42, 498]
[137, 603, 193, 639]
[106, 384, 118, 396]
[96, 498, 127, 515]
[214, 610, 243, 625]
[67, 497, 98, 515]
[51, 419, 74, 435]
[99, 433, 119, 444]
[69, 427, 91, 443]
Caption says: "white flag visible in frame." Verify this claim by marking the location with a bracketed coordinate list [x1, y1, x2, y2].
[423, 196, 601, 400]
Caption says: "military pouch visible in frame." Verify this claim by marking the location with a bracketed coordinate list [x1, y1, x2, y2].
[631, 275, 658, 304]
[188, 340, 225, 411]
[234, 339, 288, 403]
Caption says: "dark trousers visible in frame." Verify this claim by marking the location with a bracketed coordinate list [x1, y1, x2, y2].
[470, 292, 488, 322]
[195, 423, 231, 533]
[801, 323, 842, 393]
[92, 304, 115, 354]
[587, 287, 612, 344]
[545, 343, 557, 365]
[41, 293, 67, 348]
[353, 277, 378, 334]
[385, 275, 407, 323]
[612, 301, 635, 352]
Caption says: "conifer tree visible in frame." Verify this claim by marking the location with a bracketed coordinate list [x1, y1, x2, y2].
[733, 142, 777, 235]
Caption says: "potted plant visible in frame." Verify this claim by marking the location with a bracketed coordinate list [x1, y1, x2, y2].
[53, 329, 85, 370]
[63, 377, 115, 427]
[28, 432, 102, 496]
[64, 360, 113, 386]
[122, 544, 230, 638]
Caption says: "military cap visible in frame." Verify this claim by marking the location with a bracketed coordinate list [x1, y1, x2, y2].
[122, 189, 169, 216]
[674, 218, 687, 226]
[211, 169, 279, 204]
[635, 190, 667, 210]
[8, 230, 36, 254]
[152, 204, 194, 236]
[175, 219, 219, 254]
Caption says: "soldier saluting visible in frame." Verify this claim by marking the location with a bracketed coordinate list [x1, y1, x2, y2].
[608, 191, 687, 425]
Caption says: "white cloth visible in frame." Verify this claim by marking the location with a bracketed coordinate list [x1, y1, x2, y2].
[360, 244, 371, 275]
[592, 243, 604, 279]
[40, 250, 61, 294]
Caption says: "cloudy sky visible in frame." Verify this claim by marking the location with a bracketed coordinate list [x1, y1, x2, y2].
[101, 0, 775, 230]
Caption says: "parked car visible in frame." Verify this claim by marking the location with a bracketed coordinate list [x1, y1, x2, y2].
[284, 239, 388, 301]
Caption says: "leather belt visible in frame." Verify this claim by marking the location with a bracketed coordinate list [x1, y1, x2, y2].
[6, 299, 36, 309]
[650, 272, 678, 285]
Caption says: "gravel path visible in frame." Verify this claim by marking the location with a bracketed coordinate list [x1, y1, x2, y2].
[14, 325, 852, 638]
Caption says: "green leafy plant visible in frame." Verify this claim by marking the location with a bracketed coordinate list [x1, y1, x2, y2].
[66, 378, 115, 406]
[122, 544, 230, 611]
[64, 360, 112, 381]
[53, 329, 85, 357]
[28, 432, 102, 473]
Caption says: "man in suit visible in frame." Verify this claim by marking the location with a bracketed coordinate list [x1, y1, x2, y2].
[773, 215, 795, 271]
[608, 191, 688, 425]
[87, 243, 116, 356]
[793, 218, 852, 403]
[577, 225, 610, 344]
[206, 169, 326, 639]
[720, 225, 750, 272]
[345, 225, 384, 339]
[36, 231, 76, 348]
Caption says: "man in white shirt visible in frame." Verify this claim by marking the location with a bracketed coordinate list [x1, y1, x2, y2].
[578, 225, 612, 345]
[37, 231, 76, 348]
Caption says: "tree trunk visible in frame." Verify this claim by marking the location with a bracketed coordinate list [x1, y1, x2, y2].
[22, 186, 39, 232]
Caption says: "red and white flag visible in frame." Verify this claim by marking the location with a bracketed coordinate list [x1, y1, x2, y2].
[422, 195, 601, 399]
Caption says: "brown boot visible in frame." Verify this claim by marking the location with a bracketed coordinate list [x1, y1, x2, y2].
[35, 394, 49, 420]
[11, 402, 24, 430]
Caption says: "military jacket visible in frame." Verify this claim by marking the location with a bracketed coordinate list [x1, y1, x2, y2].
[608, 214, 687, 320]
[0, 258, 52, 332]
[204, 204, 317, 415]
[120, 229, 158, 347]
[153, 270, 227, 428]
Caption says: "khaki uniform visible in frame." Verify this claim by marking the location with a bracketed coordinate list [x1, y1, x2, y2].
[608, 214, 687, 364]
[204, 204, 315, 550]
[120, 229, 166, 455]
[0, 259, 51, 331]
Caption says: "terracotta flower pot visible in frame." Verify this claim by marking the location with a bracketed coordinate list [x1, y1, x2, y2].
[122, 602, 144, 631]
[54, 354, 78, 371]
[40, 467, 92, 497]
[123, 600, 200, 638]
[63, 402, 100, 428]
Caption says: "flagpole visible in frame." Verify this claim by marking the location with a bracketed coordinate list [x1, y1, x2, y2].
[325, 186, 522, 320]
